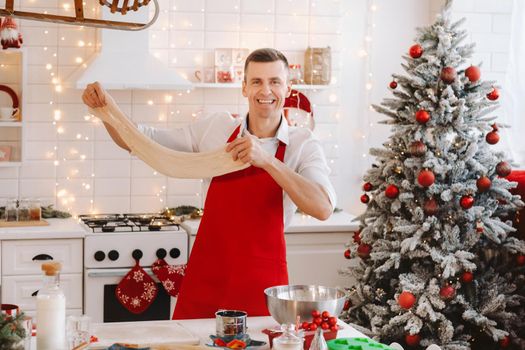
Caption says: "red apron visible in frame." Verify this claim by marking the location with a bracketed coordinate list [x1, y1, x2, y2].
[172, 125, 288, 319]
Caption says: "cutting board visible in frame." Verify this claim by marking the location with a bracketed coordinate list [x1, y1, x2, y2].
[91, 321, 200, 348]
[0, 220, 49, 227]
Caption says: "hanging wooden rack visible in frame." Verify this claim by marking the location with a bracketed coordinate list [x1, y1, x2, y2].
[0, 0, 159, 31]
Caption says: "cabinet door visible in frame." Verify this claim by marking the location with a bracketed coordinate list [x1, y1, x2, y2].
[2, 239, 83, 275]
[285, 232, 357, 288]
[1, 273, 83, 310]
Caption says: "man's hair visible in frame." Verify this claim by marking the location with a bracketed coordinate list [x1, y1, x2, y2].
[243, 48, 289, 81]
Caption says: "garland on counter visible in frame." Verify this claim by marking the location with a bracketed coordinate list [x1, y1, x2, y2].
[0, 204, 71, 219]
[161, 205, 203, 219]
[0, 312, 28, 350]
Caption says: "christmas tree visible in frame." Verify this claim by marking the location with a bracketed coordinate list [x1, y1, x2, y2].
[341, 1, 525, 349]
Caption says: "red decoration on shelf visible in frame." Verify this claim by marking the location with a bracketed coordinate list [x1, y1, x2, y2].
[405, 334, 420, 347]
[409, 141, 426, 157]
[353, 231, 361, 244]
[476, 176, 492, 192]
[363, 182, 373, 192]
[461, 271, 474, 283]
[385, 185, 399, 199]
[517, 254, 525, 266]
[415, 109, 430, 124]
[496, 162, 511, 177]
[423, 198, 438, 216]
[389, 81, 398, 89]
[460, 195, 474, 209]
[465, 65, 481, 82]
[499, 336, 510, 348]
[439, 285, 455, 300]
[486, 131, 500, 145]
[440, 66, 457, 84]
[418, 169, 435, 187]
[487, 88, 499, 101]
[409, 44, 423, 58]
[357, 243, 371, 259]
[398, 291, 416, 309]
[344, 249, 351, 259]
[360, 194, 370, 204]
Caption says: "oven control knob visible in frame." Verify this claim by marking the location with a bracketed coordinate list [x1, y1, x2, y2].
[132, 249, 143, 260]
[169, 248, 181, 259]
[156, 248, 167, 259]
[94, 251, 105, 262]
[108, 250, 119, 261]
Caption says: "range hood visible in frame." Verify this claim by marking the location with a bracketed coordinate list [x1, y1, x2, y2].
[75, 6, 191, 90]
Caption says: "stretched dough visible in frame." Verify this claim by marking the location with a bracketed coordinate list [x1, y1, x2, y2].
[89, 97, 249, 179]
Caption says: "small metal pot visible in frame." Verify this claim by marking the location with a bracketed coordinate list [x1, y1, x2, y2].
[215, 310, 247, 336]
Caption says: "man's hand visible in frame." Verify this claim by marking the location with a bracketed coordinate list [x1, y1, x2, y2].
[82, 81, 107, 108]
[226, 135, 273, 169]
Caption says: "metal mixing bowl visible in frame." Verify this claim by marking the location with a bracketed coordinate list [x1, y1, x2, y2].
[264, 285, 347, 325]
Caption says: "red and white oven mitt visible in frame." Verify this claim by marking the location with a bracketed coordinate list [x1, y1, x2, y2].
[115, 259, 158, 314]
[152, 258, 186, 297]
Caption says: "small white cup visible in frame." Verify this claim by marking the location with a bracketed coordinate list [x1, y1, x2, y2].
[0, 107, 19, 120]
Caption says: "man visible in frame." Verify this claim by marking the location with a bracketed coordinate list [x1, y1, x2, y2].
[82, 48, 336, 319]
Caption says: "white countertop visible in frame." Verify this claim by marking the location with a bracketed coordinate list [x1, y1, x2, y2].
[181, 211, 359, 236]
[0, 218, 85, 240]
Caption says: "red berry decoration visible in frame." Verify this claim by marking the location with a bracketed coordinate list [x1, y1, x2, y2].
[487, 87, 499, 101]
[423, 197, 438, 216]
[389, 81, 398, 89]
[461, 271, 474, 283]
[405, 334, 420, 347]
[301, 321, 309, 330]
[439, 285, 455, 300]
[409, 44, 423, 58]
[385, 184, 400, 199]
[398, 291, 416, 309]
[363, 182, 373, 191]
[321, 311, 330, 319]
[357, 243, 372, 259]
[486, 131, 500, 145]
[418, 169, 435, 187]
[415, 109, 430, 124]
[353, 231, 361, 244]
[360, 194, 370, 204]
[328, 317, 337, 326]
[465, 65, 481, 82]
[460, 195, 474, 209]
[476, 176, 491, 192]
[311, 310, 321, 318]
[440, 66, 457, 84]
[329, 325, 338, 332]
[496, 161, 511, 177]
[309, 323, 318, 331]
[409, 141, 426, 157]
[499, 336, 510, 348]
[321, 322, 329, 330]
[344, 249, 351, 259]
[517, 254, 525, 266]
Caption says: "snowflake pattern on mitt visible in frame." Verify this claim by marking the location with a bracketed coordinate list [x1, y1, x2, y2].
[152, 258, 187, 297]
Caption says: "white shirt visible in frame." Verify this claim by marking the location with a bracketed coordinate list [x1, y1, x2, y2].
[138, 112, 336, 228]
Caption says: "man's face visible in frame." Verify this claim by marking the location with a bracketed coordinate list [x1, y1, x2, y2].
[242, 60, 292, 119]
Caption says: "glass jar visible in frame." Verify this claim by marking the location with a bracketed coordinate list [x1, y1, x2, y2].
[289, 64, 303, 84]
[30, 198, 42, 221]
[5, 198, 18, 222]
[18, 198, 30, 221]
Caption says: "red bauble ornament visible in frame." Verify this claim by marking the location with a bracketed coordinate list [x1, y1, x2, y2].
[461, 271, 474, 283]
[389, 81, 398, 89]
[486, 131, 500, 145]
[360, 194, 370, 204]
[398, 291, 416, 309]
[405, 334, 420, 347]
[439, 285, 455, 300]
[423, 198, 438, 216]
[487, 88, 499, 101]
[418, 169, 435, 187]
[496, 162, 511, 177]
[476, 176, 492, 192]
[415, 109, 430, 124]
[353, 231, 361, 244]
[357, 243, 371, 259]
[363, 182, 373, 192]
[440, 66, 457, 84]
[460, 195, 474, 209]
[344, 249, 351, 259]
[385, 185, 399, 199]
[499, 336, 510, 348]
[409, 141, 426, 157]
[409, 44, 423, 58]
[465, 65, 481, 82]
[517, 254, 525, 266]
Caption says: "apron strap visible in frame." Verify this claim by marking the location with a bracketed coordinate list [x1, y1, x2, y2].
[225, 124, 286, 161]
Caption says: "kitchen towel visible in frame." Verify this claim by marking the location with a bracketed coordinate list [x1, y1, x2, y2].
[152, 259, 186, 298]
[116, 259, 158, 314]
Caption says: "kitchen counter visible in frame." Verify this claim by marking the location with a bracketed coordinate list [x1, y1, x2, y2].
[0, 218, 85, 240]
[181, 211, 359, 236]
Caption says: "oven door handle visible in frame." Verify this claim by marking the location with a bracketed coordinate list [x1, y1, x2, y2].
[87, 267, 154, 277]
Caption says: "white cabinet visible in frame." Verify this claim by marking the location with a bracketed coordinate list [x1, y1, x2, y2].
[1, 238, 83, 318]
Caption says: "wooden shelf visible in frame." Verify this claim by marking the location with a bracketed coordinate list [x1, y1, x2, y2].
[192, 83, 331, 90]
[0, 121, 22, 127]
[0, 162, 22, 167]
